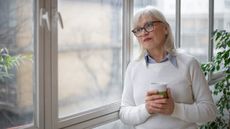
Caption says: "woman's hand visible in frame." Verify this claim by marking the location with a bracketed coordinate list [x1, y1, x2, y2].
[145, 88, 174, 115]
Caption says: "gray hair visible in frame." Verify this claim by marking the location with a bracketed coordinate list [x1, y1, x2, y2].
[133, 6, 175, 60]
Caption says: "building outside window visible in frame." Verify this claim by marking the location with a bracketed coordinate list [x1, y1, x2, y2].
[57, 0, 123, 118]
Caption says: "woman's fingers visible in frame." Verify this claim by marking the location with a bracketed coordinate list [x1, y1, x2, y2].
[167, 88, 172, 98]
[152, 98, 168, 104]
[146, 99, 168, 114]
[146, 98, 174, 114]
[146, 102, 162, 114]
[145, 95, 164, 101]
[145, 88, 175, 115]
[146, 103, 167, 114]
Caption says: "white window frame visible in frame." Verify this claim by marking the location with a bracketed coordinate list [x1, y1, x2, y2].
[35, 0, 45, 128]
[17, 0, 46, 129]
[42, 0, 133, 129]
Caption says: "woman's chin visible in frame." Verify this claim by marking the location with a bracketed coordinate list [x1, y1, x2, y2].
[142, 42, 152, 48]
[142, 43, 154, 50]
[143, 46, 153, 50]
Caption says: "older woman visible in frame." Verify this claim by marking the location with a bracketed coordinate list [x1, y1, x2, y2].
[119, 6, 216, 129]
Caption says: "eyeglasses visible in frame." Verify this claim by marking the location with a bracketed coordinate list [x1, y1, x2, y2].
[132, 21, 162, 37]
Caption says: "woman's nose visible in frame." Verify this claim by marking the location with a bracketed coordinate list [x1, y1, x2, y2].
[142, 30, 149, 36]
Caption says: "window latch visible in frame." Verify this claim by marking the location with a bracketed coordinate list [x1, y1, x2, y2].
[40, 8, 50, 31]
[56, 11, 64, 29]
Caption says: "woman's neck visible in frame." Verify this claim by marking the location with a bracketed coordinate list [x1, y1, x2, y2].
[147, 48, 166, 63]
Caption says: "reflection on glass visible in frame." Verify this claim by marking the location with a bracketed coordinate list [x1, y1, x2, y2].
[58, 0, 123, 118]
[0, 0, 34, 128]
[181, 0, 209, 63]
[132, 0, 176, 60]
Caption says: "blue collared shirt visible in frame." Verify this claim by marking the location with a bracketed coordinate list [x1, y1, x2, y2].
[144, 52, 177, 67]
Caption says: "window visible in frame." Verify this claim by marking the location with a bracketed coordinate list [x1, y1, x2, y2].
[0, 0, 35, 129]
[57, 0, 123, 118]
[134, 0, 158, 8]
[180, 0, 209, 63]
[214, 0, 230, 37]
[224, 0, 230, 8]
[208, 0, 230, 81]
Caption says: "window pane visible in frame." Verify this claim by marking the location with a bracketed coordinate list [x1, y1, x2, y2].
[214, 0, 230, 31]
[58, 0, 123, 118]
[0, 0, 34, 128]
[212, 0, 230, 72]
[133, 0, 176, 60]
[181, 0, 209, 63]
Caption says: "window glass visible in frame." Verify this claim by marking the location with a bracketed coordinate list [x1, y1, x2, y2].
[58, 0, 123, 118]
[0, 0, 34, 128]
[213, 0, 230, 56]
[181, 0, 209, 63]
[214, 0, 230, 32]
[132, 0, 176, 60]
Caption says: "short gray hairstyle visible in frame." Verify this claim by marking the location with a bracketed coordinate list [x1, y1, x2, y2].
[133, 6, 175, 60]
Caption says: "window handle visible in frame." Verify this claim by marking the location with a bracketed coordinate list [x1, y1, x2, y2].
[40, 8, 50, 31]
[56, 12, 64, 29]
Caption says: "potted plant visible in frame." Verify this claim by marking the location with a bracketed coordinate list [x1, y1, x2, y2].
[0, 48, 25, 82]
[200, 30, 230, 129]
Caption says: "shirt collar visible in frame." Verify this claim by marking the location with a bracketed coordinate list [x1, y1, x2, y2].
[144, 52, 177, 67]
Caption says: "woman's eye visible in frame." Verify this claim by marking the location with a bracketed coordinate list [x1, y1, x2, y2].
[135, 28, 142, 32]
[145, 23, 153, 28]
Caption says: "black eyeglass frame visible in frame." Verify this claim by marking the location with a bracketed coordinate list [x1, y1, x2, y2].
[132, 21, 163, 37]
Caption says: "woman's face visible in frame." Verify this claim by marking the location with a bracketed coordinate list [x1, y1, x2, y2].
[134, 15, 168, 51]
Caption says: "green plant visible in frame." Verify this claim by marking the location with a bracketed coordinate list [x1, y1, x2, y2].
[0, 48, 26, 82]
[200, 30, 230, 129]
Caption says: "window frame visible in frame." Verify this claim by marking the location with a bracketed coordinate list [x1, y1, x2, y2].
[46, 0, 133, 129]
[35, 0, 45, 128]
[3, 0, 46, 129]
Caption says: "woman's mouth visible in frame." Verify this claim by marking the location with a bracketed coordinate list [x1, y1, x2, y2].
[143, 38, 152, 42]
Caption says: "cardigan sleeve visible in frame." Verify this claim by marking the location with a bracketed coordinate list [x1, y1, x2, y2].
[171, 58, 217, 123]
[119, 62, 151, 126]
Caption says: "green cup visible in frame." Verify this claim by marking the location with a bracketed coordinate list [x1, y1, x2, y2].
[149, 83, 168, 98]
